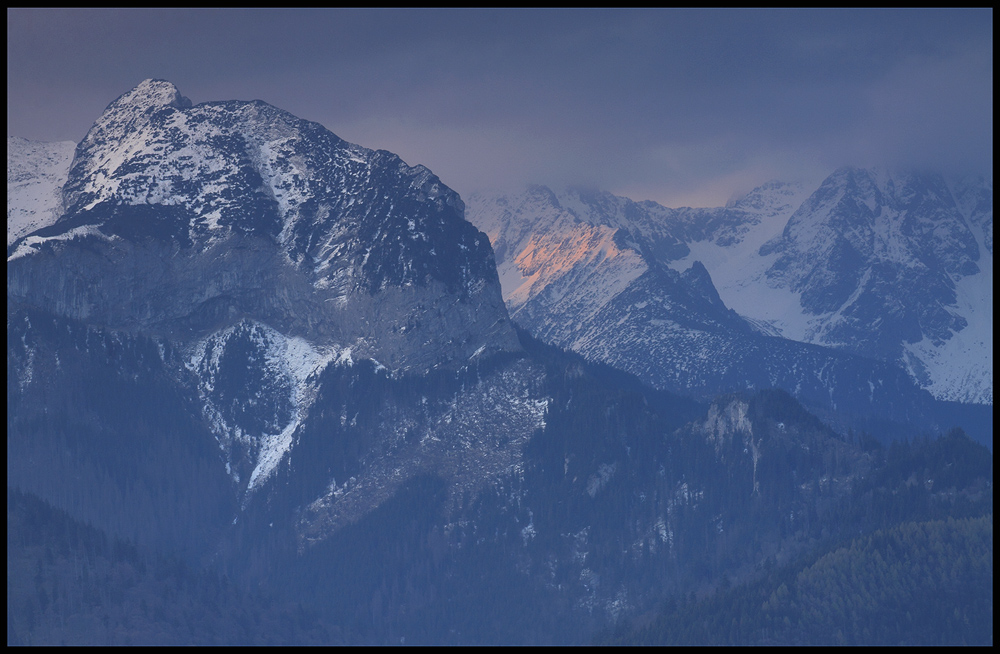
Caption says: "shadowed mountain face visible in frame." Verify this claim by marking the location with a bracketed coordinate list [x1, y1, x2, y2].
[758, 168, 991, 403]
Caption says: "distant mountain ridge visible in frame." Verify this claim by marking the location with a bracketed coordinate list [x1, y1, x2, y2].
[467, 170, 992, 407]
[755, 167, 991, 404]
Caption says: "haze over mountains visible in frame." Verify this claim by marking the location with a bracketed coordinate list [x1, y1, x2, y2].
[7, 80, 992, 646]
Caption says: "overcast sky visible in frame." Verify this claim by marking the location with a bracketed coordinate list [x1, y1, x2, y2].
[7, 8, 993, 207]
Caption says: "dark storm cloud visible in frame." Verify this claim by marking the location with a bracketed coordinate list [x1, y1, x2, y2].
[7, 8, 992, 207]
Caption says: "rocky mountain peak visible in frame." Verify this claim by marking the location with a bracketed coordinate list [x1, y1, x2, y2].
[72, 79, 192, 172]
[120, 78, 191, 107]
[9, 81, 520, 375]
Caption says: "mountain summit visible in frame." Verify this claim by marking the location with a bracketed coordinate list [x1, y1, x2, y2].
[9, 79, 519, 374]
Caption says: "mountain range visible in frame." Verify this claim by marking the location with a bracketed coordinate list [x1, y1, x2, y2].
[466, 173, 992, 428]
[7, 80, 992, 646]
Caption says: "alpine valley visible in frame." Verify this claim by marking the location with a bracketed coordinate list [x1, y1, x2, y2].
[7, 81, 993, 646]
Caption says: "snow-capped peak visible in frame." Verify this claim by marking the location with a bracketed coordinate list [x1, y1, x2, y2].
[90, 79, 193, 136]
[9, 80, 521, 378]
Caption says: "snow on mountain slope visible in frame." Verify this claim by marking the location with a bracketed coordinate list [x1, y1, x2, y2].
[468, 187, 648, 340]
[7, 136, 76, 246]
[465, 184, 943, 428]
[467, 182, 811, 355]
[952, 175, 993, 256]
[665, 181, 813, 338]
[469, 174, 991, 409]
[901, 175, 993, 404]
[8, 79, 520, 377]
[184, 319, 350, 497]
[754, 168, 991, 404]
[670, 170, 992, 404]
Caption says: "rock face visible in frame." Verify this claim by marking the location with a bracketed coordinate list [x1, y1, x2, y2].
[467, 171, 993, 408]
[756, 168, 992, 404]
[466, 185, 945, 430]
[8, 79, 519, 375]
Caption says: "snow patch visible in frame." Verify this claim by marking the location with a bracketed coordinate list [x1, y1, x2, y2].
[8, 224, 115, 263]
[185, 320, 358, 495]
[7, 137, 76, 246]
